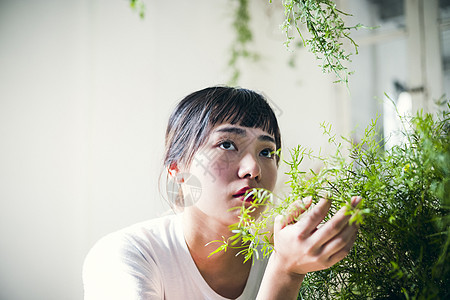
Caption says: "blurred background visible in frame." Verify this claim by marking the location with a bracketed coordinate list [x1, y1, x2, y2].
[0, 0, 449, 299]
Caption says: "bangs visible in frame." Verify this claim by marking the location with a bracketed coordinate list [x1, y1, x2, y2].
[165, 86, 281, 169]
[208, 88, 279, 138]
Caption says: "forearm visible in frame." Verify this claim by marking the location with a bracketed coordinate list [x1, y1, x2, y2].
[256, 253, 305, 300]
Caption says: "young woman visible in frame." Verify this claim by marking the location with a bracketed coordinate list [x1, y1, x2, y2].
[83, 86, 360, 299]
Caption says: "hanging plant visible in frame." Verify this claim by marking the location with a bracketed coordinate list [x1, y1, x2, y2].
[129, 0, 145, 19]
[227, 0, 363, 84]
[228, 0, 260, 85]
[280, 0, 362, 84]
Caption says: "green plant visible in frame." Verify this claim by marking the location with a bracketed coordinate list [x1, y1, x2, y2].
[228, 0, 259, 85]
[280, 0, 362, 84]
[129, 0, 145, 19]
[212, 102, 450, 299]
[228, 0, 362, 84]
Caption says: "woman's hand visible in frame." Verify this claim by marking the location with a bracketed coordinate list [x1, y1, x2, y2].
[273, 196, 361, 275]
[256, 196, 361, 300]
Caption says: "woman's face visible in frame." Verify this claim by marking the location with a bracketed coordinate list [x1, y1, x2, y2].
[180, 123, 278, 226]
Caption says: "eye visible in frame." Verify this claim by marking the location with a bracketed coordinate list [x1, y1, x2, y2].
[260, 148, 275, 158]
[219, 140, 237, 151]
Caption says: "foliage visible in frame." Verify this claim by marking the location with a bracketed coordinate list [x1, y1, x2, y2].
[228, 0, 260, 85]
[212, 102, 450, 299]
[228, 0, 362, 84]
[129, 0, 145, 19]
[280, 0, 362, 84]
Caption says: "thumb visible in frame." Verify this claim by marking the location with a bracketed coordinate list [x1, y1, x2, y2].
[274, 214, 284, 235]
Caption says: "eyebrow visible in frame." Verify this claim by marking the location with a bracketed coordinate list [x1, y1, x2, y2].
[214, 126, 276, 144]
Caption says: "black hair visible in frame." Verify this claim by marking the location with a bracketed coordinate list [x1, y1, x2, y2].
[164, 86, 281, 169]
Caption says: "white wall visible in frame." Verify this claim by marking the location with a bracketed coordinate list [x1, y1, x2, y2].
[0, 1, 352, 299]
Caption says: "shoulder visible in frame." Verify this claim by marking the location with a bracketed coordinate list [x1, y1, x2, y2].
[84, 213, 180, 267]
[82, 214, 182, 299]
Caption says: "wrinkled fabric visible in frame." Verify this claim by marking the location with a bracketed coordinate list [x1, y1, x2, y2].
[83, 213, 268, 300]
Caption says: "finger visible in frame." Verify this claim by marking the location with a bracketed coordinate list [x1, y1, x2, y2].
[273, 215, 284, 234]
[313, 205, 352, 244]
[313, 196, 362, 243]
[293, 198, 331, 234]
[351, 196, 362, 207]
[320, 222, 358, 259]
[326, 226, 359, 266]
[281, 196, 312, 227]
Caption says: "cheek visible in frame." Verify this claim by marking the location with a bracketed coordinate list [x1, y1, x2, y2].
[202, 152, 238, 180]
[188, 153, 234, 192]
[263, 164, 278, 190]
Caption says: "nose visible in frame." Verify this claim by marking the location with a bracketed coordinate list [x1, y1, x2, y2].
[238, 152, 261, 181]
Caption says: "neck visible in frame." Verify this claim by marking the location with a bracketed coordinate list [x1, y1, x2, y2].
[182, 206, 251, 298]
[183, 206, 243, 260]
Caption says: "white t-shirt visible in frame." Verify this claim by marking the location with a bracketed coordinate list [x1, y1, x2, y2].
[83, 213, 268, 299]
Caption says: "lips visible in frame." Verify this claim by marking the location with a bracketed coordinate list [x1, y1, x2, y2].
[233, 187, 255, 202]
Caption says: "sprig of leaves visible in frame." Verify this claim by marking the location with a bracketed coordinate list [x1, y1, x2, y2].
[228, 0, 259, 85]
[207, 188, 276, 263]
[280, 0, 362, 84]
[229, 0, 362, 84]
[129, 0, 145, 19]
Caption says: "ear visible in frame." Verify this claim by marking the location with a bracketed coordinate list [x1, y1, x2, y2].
[168, 162, 185, 183]
[168, 162, 179, 178]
